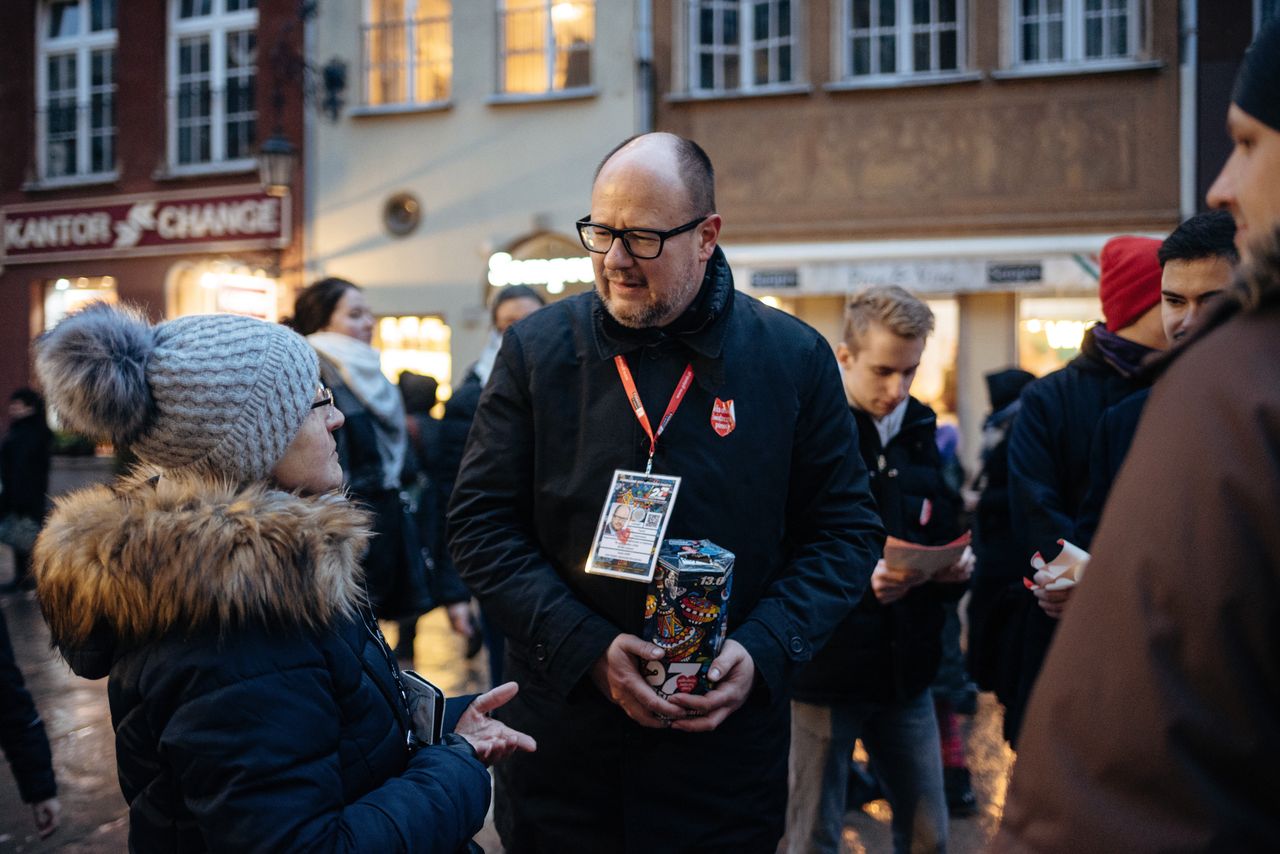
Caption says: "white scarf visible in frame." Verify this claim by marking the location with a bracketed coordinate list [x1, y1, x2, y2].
[307, 332, 406, 491]
[471, 330, 502, 387]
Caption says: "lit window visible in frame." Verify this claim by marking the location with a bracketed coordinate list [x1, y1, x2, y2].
[1018, 295, 1101, 376]
[1014, 0, 1139, 67]
[498, 0, 594, 95]
[364, 0, 452, 106]
[36, 0, 117, 181]
[687, 0, 799, 93]
[842, 0, 962, 79]
[44, 275, 118, 331]
[168, 0, 257, 169]
[374, 316, 453, 407]
[167, 261, 278, 321]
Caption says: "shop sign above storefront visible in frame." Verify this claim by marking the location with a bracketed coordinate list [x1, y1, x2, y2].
[487, 231, 592, 295]
[750, 269, 799, 289]
[1, 185, 289, 265]
[986, 263, 1044, 284]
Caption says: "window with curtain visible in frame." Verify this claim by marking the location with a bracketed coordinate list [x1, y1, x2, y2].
[37, 0, 118, 180]
[687, 0, 799, 93]
[169, 0, 257, 168]
[841, 0, 962, 80]
[1014, 0, 1139, 67]
[364, 0, 452, 106]
[498, 0, 595, 95]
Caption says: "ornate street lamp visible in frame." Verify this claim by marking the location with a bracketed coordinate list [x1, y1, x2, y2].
[255, 2, 345, 197]
[258, 132, 296, 198]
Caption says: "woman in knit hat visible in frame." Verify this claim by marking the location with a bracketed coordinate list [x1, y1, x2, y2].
[30, 302, 533, 852]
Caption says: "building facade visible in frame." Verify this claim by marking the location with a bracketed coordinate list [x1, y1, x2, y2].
[0, 0, 307, 406]
[652, 0, 1192, 468]
[306, 0, 649, 397]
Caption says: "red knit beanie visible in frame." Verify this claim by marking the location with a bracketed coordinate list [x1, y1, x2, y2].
[1099, 236, 1162, 331]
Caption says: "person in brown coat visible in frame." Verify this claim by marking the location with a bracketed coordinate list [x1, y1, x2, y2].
[994, 21, 1280, 851]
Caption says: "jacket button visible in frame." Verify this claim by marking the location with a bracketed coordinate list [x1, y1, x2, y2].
[534, 642, 548, 663]
[789, 637, 804, 654]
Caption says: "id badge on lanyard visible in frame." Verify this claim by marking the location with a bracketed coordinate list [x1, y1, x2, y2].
[583, 357, 693, 583]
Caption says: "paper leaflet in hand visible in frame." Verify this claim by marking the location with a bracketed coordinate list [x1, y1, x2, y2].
[1030, 539, 1091, 590]
[882, 531, 971, 579]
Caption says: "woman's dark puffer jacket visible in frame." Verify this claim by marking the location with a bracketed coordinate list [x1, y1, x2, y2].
[33, 469, 490, 852]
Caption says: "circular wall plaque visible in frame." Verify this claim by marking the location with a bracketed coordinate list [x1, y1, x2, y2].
[384, 192, 422, 237]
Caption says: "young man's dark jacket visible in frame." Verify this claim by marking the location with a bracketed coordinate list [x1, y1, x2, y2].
[793, 398, 964, 706]
[448, 246, 883, 851]
[1000, 326, 1152, 744]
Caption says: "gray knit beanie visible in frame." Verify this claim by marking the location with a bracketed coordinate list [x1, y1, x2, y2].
[34, 302, 319, 484]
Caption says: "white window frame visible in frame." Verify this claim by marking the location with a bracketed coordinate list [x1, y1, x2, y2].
[166, 0, 258, 175]
[34, 0, 118, 184]
[685, 0, 801, 95]
[360, 0, 452, 108]
[1011, 0, 1140, 69]
[836, 0, 966, 83]
[496, 0, 595, 97]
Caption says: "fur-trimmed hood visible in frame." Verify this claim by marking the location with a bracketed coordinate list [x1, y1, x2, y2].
[34, 468, 371, 677]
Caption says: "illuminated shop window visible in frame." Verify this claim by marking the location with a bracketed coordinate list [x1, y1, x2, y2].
[915, 298, 958, 417]
[374, 315, 453, 404]
[1018, 295, 1101, 377]
[166, 260, 279, 320]
[364, 0, 452, 106]
[44, 274, 118, 330]
[498, 0, 594, 95]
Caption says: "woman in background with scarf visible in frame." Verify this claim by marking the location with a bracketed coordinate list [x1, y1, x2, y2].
[292, 278, 433, 630]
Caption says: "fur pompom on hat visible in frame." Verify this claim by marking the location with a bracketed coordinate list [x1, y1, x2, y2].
[1099, 236, 1163, 332]
[35, 302, 319, 484]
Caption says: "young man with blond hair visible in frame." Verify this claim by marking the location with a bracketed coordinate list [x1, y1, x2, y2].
[788, 285, 972, 854]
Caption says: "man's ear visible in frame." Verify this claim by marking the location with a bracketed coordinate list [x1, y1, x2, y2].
[696, 214, 723, 262]
[836, 341, 854, 370]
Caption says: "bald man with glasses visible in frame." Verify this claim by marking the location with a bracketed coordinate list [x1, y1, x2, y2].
[448, 132, 883, 851]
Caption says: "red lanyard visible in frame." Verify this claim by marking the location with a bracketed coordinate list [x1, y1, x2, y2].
[614, 355, 695, 474]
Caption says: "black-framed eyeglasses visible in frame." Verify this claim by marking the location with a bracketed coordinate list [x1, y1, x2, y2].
[575, 215, 708, 260]
[311, 386, 334, 412]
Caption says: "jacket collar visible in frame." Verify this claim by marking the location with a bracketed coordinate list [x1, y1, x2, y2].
[852, 397, 936, 451]
[33, 467, 372, 672]
[590, 245, 736, 365]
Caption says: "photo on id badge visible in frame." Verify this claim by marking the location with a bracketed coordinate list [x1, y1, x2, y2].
[584, 470, 681, 582]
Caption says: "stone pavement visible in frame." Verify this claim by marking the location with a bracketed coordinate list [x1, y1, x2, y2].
[0, 456, 1015, 852]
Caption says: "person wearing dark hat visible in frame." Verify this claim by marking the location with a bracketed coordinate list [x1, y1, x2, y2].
[994, 22, 1280, 850]
[29, 303, 534, 852]
[998, 235, 1166, 746]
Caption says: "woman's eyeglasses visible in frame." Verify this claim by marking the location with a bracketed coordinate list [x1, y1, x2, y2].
[311, 387, 334, 412]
